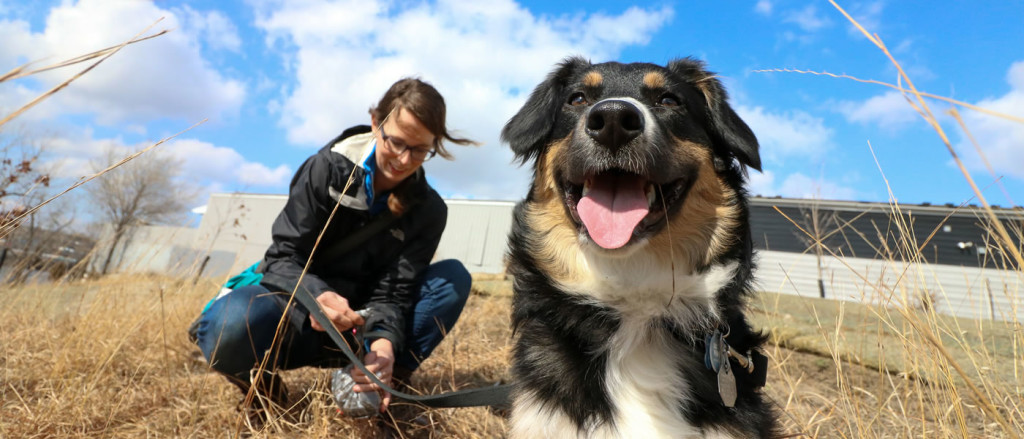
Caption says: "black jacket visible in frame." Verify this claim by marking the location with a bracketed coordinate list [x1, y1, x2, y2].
[259, 125, 447, 355]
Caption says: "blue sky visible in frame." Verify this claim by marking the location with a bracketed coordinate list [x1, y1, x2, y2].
[1, 0, 1022, 215]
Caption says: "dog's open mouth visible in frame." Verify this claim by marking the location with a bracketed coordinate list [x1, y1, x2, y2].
[563, 169, 687, 249]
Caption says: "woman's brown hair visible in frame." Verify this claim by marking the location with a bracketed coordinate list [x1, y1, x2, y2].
[369, 77, 477, 160]
[370, 78, 476, 216]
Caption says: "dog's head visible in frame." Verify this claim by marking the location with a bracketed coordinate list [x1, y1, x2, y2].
[502, 57, 760, 265]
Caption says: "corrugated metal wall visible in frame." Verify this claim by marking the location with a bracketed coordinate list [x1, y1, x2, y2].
[756, 250, 1023, 322]
[750, 198, 1023, 269]
[98, 193, 1021, 322]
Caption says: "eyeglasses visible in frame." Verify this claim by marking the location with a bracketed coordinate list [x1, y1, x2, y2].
[377, 111, 437, 162]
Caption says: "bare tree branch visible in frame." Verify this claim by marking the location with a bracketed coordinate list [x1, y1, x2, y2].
[0, 120, 205, 240]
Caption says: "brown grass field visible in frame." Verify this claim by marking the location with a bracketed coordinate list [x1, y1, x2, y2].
[1, 269, 1022, 438]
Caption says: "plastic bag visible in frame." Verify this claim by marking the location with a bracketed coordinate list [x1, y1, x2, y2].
[331, 365, 382, 418]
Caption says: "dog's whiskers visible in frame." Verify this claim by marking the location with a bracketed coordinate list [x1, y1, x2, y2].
[618, 148, 644, 175]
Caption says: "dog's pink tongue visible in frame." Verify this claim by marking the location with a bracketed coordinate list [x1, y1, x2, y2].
[577, 175, 649, 249]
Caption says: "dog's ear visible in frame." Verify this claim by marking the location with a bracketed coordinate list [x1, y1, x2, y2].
[502, 56, 589, 164]
[668, 58, 762, 172]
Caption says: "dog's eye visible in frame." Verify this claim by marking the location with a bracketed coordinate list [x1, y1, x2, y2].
[568, 93, 588, 106]
[658, 94, 680, 107]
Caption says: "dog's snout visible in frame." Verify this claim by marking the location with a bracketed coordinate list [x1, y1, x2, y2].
[586, 100, 644, 152]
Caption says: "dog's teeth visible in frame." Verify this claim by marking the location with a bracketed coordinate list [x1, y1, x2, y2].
[583, 180, 591, 197]
[647, 184, 656, 206]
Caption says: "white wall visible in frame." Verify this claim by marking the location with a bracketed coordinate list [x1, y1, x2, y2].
[193, 193, 287, 277]
[194, 194, 517, 277]
[435, 200, 516, 273]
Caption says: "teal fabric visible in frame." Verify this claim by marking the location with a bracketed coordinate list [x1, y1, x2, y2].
[201, 261, 263, 314]
[362, 143, 392, 215]
[362, 142, 377, 206]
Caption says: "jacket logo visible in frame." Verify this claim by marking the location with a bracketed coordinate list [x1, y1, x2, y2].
[390, 228, 405, 242]
[329, 185, 369, 211]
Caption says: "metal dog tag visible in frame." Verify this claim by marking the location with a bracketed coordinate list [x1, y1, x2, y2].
[717, 358, 737, 407]
[705, 330, 724, 373]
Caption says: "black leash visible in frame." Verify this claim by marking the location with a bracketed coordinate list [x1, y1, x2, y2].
[292, 208, 511, 407]
[293, 287, 512, 408]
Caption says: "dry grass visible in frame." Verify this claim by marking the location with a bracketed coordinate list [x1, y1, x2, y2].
[0, 274, 514, 439]
[2, 266, 1022, 438]
[755, 287, 1023, 438]
[2, 4, 1023, 438]
[752, 4, 1024, 437]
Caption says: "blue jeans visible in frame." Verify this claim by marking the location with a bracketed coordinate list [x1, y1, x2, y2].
[195, 259, 471, 389]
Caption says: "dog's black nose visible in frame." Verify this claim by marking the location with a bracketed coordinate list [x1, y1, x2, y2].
[586, 100, 644, 152]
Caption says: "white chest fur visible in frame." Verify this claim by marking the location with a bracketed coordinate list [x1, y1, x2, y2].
[599, 317, 701, 438]
[510, 313, 744, 439]
[510, 260, 741, 438]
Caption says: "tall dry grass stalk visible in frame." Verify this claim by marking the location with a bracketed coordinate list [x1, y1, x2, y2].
[755, 3, 1024, 438]
[0, 20, 166, 128]
[0, 20, 202, 242]
[0, 274, 513, 438]
[760, 193, 1023, 438]
[3, 4, 1023, 439]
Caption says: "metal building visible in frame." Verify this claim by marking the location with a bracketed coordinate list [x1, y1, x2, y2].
[192, 193, 516, 278]
[105, 192, 1021, 322]
[749, 197, 1023, 321]
[750, 197, 1022, 270]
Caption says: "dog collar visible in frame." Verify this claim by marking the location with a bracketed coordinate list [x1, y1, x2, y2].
[703, 328, 768, 407]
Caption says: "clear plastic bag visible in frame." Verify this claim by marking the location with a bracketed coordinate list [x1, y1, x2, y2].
[331, 365, 381, 418]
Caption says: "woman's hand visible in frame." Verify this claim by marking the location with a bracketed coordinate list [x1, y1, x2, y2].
[350, 338, 395, 412]
[310, 291, 365, 332]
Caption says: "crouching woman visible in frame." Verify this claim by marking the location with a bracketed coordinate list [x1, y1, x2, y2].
[193, 77, 476, 422]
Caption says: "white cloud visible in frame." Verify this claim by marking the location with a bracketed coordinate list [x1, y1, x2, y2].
[1010, 61, 1024, 89]
[746, 168, 778, 197]
[35, 132, 289, 194]
[838, 91, 920, 129]
[0, 82, 53, 121]
[892, 39, 913, 54]
[957, 61, 1024, 182]
[778, 172, 859, 199]
[0, 17, 32, 66]
[736, 105, 834, 162]
[177, 5, 242, 52]
[846, 1, 884, 36]
[0, 0, 245, 126]
[784, 5, 832, 32]
[755, 0, 773, 16]
[251, 0, 674, 199]
[164, 139, 292, 189]
[236, 161, 293, 187]
[39, 133, 120, 180]
[748, 170, 859, 200]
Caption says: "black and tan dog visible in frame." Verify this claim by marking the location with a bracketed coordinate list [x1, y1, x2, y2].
[501, 57, 777, 438]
